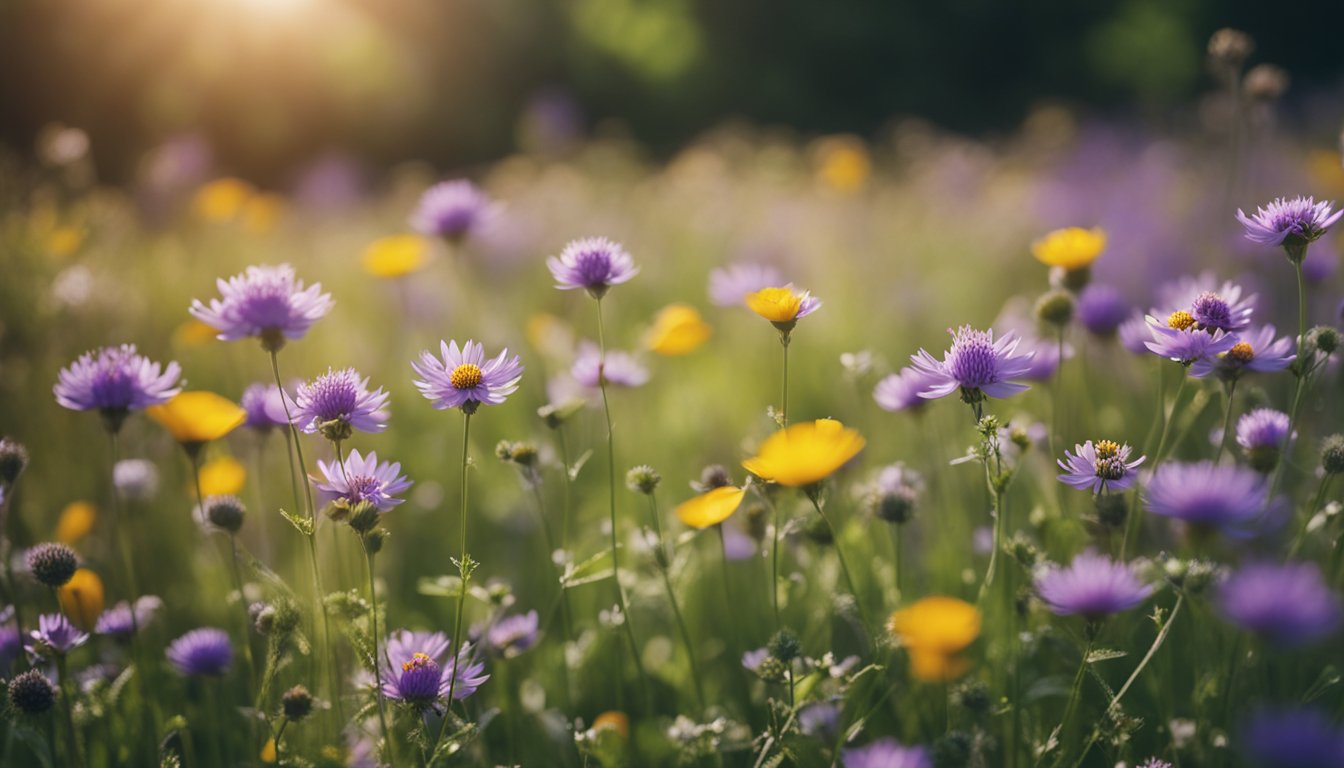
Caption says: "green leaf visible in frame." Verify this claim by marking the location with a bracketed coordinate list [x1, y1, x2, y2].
[561, 547, 616, 588]
[1086, 648, 1128, 664]
[567, 449, 593, 482]
[417, 575, 465, 599]
[279, 508, 314, 537]
[11, 723, 53, 768]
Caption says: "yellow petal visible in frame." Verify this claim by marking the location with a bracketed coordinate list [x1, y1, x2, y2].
[57, 568, 105, 631]
[192, 178, 254, 222]
[745, 287, 804, 323]
[199, 455, 246, 496]
[55, 501, 97, 544]
[814, 135, 871, 193]
[741, 418, 865, 487]
[644, 303, 713, 356]
[147, 392, 246, 445]
[45, 227, 85, 258]
[260, 738, 277, 763]
[907, 648, 971, 683]
[173, 319, 221, 347]
[675, 487, 745, 529]
[1030, 227, 1106, 271]
[362, 234, 430, 278]
[592, 711, 629, 740]
[888, 595, 982, 654]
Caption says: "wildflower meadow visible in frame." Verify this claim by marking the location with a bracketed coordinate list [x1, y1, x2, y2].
[5, 22, 1344, 768]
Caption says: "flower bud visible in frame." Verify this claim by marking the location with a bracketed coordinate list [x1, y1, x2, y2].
[1322, 435, 1344, 476]
[205, 496, 246, 534]
[7, 669, 56, 715]
[0, 438, 29, 486]
[1034, 289, 1076, 328]
[27, 543, 78, 588]
[625, 465, 661, 495]
[690, 465, 732, 493]
[281, 685, 314, 721]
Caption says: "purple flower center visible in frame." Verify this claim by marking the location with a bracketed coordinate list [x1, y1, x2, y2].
[240, 282, 297, 330]
[574, 249, 614, 287]
[1191, 292, 1233, 331]
[346, 474, 381, 503]
[947, 329, 997, 389]
[398, 652, 442, 703]
[90, 366, 137, 410]
[307, 374, 359, 421]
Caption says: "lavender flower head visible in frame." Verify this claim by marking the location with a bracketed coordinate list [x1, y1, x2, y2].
[380, 630, 489, 708]
[96, 596, 163, 638]
[166, 627, 232, 676]
[411, 340, 524, 412]
[1143, 313, 1238, 365]
[1034, 550, 1153, 620]
[1243, 707, 1344, 767]
[409, 180, 495, 242]
[547, 237, 638, 298]
[1077, 284, 1131, 337]
[708, 262, 783, 307]
[909, 326, 1034, 402]
[1237, 408, 1293, 472]
[873, 367, 938, 413]
[1118, 313, 1154, 355]
[113, 459, 160, 501]
[189, 264, 334, 351]
[798, 701, 841, 740]
[27, 613, 89, 657]
[842, 738, 933, 768]
[1057, 439, 1145, 494]
[741, 647, 769, 673]
[1144, 461, 1270, 532]
[294, 368, 389, 439]
[1216, 561, 1342, 647]
[572, 341, 649, 389]
[55, 345, 182, 432]
[1155, 275, 1257, 328]
[240, 382, 293, 432]
[487, 610, 540, 658]
[1189, 324, 1295, 380]
[314, 449, 412, 512]
[1237, 196, 1343, 259]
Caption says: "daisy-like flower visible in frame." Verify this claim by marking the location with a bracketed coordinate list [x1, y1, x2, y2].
[571, 341, 648, 389]
[708, 263, 783, 307]
[1057, 439, 1145, 494]
[1077, 284, 1131, 337]
[1242, 708, 1344, 767]
[411, 340, 524, 413]
[643, 304, 712, 356]
[742, 419, 865, 488]
[873, 367, 938, 413]
[842, 738, 933, 768]
[1237, 408, 1293, 473]
[1118, 312, 1154, 355]
[26, 613, 89, 657]
[95, 596, 163, 638]
[54, 345, 183, 433]
[1190, 325, 1295, 380]
[486, 610, 540, 658]
[909, 326, 1034, 403]
[1237, 196, 1343, 260]
[888, 596, 981, 683]
[1155, 275, 1257, 327]
[409, 180, 494, 242]
[1144, 461, 1270, 532]
[1187, 290, 1251, 333]
[314, 450, 412, 512]
[294, 368, 390, 439]
[1143, 313, 1238, 365]
[1215, 561, 1342, 647]
[744, 286, 822, 334]
[1034, 551, 1153, 620]
[189, 264, 334, 351]
[547, 236, 638, 299]
[240, 382, 293, 433]
[1031, 226, 1106, 272]
[166, 627, 232, 676]
[146, 391, 247, 452]
[379, 630, 488, 708]
[674, 486, 746, 529]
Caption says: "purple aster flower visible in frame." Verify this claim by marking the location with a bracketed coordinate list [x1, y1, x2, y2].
[741, 647, 768, 673]
[1118, 312, 1153, 355]
[909, 326, 1034, 401]
[842, 738, 933, 768]
[1021, 336, 1071, 381]
[113, 459, 159, 501]
[96, 596, 163, 638]
[1189, 325, 1295, 380]
[1237, 408, 1294, 472]
[1057, 439, 1145, 494]
[1188, 290, 1251, 333]
[1155, 274, 1257, 329]
[547, 237, 639, 298]
[1215, 561, 1342, 647]
[1237, 196, 1343, 256]
[1243, 707, 1344, 767]
[314, 449, 412, 513]
[0, 610, 20, 672]
[1143, 315, 1238, 365]
[409, 180, 495, 241]
[874, 367, 937, 413]
[240, 382, 293, 432]
[54, 345, 182, 432]
[411, 340, 524, 412]
[27, 613, 89, 657]
[380, 630, 489, 708]
[572, 341, 649, 389]
[1077, 284, 1131, 337]
[166, 627, 233, 676]
[708, 262, 784, 307]
[486, 610, 539, 658]
[294, 368, 389, 437]
[798, 701, 841, 740]
[1034, 550, 1153, 620]
[1144, 461, 1269, 531]
[189, 264, 334, 350]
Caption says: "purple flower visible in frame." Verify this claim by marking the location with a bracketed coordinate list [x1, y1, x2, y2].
[409, 180, 494, 241]
[27, 613, 89, 657]
[380, 630, 489, 708]
[842, 738, 933, 768]
[547, 237, 638, 298]
[1237, 196, 1343, 253]
[1077, 284, 1131, 337]
[314, 450, 412, 512]
[240, 382, 293, 432]
[909, 326, 1034, 401]
[1155, 274, 1257, 327]
[1188, 290, 1251, 333]
[1216, 562, 1342, 647]
[1057, 440, 1145, 494]
[741, 647, 768, 673]
[1118, 312, 1153, 355]
[873, 368, 937, 413]
[1021, 337, 1070, 381]
[189, 264, 334, 350]
[1143, 315, 1238, 365]
[166, 627, 233, 676]
[1189, 325, 1295, 380]
[294, 368, 389, 437]
[96, 596, 163, 638]
[1144, 461, 1269, 531]
[411, 340, 524, 412]
[1237, 408, 1293, 472]
[1242, 707, 1344, 767]
[708, 263, 783, 307]
[54, 345, 182, 431]
[0, 610, 21, 672]
[486, 610, 539, 658]
[798, 701, 841, 740]
[572, 341, 649, 389]
[1034, 550, 1153, 620]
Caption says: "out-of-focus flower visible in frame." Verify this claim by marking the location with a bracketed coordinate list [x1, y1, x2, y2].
[412, 340, 524, 412]
[167, 627, 233, 676]
[173, 320, 221, 348]
[379, 630, 488, 707]
[314, 450, 412, 513]
[27, 613, 89, 657]
[1118, 313, 1153, 355]
[1144, 314, 1238, 365]
[362, 234, 430, 278]
[571, 342, 648, 389]
[547, 237, 638, 299]
[294, 368, 389, 438]
[889, 596, 981, 683]
[744, 286, 821, 334]
[592, 711, 630, 740]
[814, 135, 871, 193]
[189, 264, 334, 351]
[708, 263, 783, 307]
[842, 738, 932, 768]
[1237, 408, 1293, 473]
[1032, 227, 1106, 271]
[96, 596, 163, 638]
[858, 464, 924, 524]
[192, 178, 254, 222]
[198, 456, 246, 496]
[909, 326, 1034, 401]
[1056, 440, 1145, 494]
[200, 496, 246, 534]
[644, 304, 712, 356]
[487, 610, 540, 658]
[1242, 707, 1344, 767]
[1077, 284, 1131, 337]
[241, 193, 285, 235]
[113, 460, 159, 501]
[742, 419, 865, 488]
[675, 486, 746, 529]
[55, 501, 97, 543]
[1190, 325, 1294, 380]
[1035, 551, 1153, 620]
[147, 392, 246, 451]
[1216, 562, 1341, 647]
[240, 383, 293, 433]
[410, 180, 495, 242]
[57, 569, 104, 631]
[7, 669, 57, 715]
[1144, 461, 1269, 532]
[55, 345, 183, 433]
[1237, 196, 1343, 260]
[873, 367, 938, 413]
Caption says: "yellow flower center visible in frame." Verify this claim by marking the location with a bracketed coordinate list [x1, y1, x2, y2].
[402, 652, 433, 671]
[1095, 440, 1120, 459]
[745, 287, 804, 323]
[1228, 342, 1255, 363]
[450, 363, 483, 390]
[1167, 311, 1196, 331]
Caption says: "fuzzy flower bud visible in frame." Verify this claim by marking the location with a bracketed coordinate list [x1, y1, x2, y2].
[281, 685, 314, 721]
[1207, 28, 1254, 70]
[0, 438, 29, 486]
[690, 464, 733, 493]
[625, 465, 661, 495]
[204, 496, 246, 534]
[1321, 435, 1344, 476]
[8, 669, 57, 715]
[768, 628, 802, 663]
[1034, 289, 1076, 328]
[26, 543, 78, 588]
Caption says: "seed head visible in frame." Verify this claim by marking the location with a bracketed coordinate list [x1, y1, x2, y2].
[1034, 289, 1076, 328]
[1321, 435, 1344, 475]
[8, 670, 57, 715]
[281, 685, 314, 721]
[204, 496, 246, 534]
[26, 543, 78, 588]
[625, 465, 661, 495]
[0, 438, 29, 486]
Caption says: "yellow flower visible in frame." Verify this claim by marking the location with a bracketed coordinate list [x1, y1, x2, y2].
[241, 193, 286, 235]
[745, 286, 809, 324]
[147, 392, 246, 448]
[57, 568, 105, 631]
[644, 303, 712, 356]
[814, 135, 871, 193]
[56, 501, 97, 544]
[45, 226, 85, 258]
[742, 419, 865, 488]
[1031, 227, 1106, 271]
[592, 711, 629, 740]
[888, 595, 981, 683]
[675, 486, 746, 529]
[362, 234, 430, 279]
[199, 456, 247, 496]
[192, 178, 255, 222]
[260, 738, 277, 763]
[173, 319, 220, 347]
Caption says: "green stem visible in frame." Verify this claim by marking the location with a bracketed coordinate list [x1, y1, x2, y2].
[1052, 637, 1093, 768]
[1269, 260, 1312, 503]
[1287, 474, 1332, 560]
[530, 483, 573, 715]
[1215, 379, 1238, 464]
[446, 410, 473, 707]
[780, 335, 790, 427]
[226, 535, 257, 699]
[367, 548, 398, 767]
[807, 492, 870, 640]
[647, 498, 705, 712]
[55, 655, 85, 768]
[1122, 371, 1190, 559]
